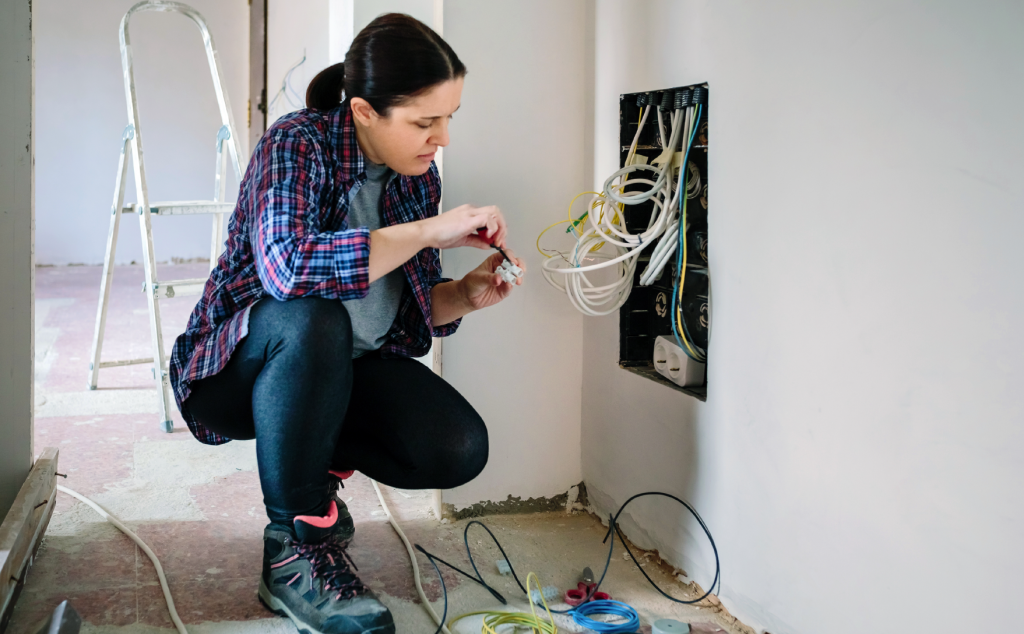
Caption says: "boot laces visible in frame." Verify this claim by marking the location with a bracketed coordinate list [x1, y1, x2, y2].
[295, 539, 366, 600]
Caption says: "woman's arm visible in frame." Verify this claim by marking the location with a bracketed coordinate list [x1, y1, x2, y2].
[367, 203, 509, 282]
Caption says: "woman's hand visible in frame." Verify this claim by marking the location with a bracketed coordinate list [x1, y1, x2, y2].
[459, 250, 526, 311]
[421, 204, 509, 250]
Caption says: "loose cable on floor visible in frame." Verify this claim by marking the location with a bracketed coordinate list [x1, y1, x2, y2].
[58, 481, 715, 634]
[416, 490, 721, 631]
[370, 479, 453, 634]
[449, 572, 558, 634]
[56, 485, 189, 634]
[572, 600, 640, 633]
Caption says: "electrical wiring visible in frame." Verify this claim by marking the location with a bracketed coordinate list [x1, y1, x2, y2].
[540, 105, 676, 316]
[541, 98, 702, 315]
[268, 51, 308, 119]
[572, 600, 640, 633]
[672, 105, 706, 362]
[415, 490, 721, 634]
[639, 103, 700, 287]
[56, 485, 189, 634]
[61, 478, 718, 634]
[449, 572, 558, 634]
[371, 480, 453, 634]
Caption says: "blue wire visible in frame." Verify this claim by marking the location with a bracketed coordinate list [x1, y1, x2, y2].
[415, 489, 721, 634]
[572, 600, 640, 633]
[672, 104, 704, 360]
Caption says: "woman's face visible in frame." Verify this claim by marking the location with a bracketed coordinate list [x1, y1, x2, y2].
[351, 78, 464, 176]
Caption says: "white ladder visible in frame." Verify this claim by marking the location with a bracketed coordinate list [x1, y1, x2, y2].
[88, 1, 243, 433]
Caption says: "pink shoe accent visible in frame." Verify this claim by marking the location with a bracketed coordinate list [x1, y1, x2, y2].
[286, 572, 301, 586]
[294, 499, 339, 529]
[329, 469, 355, 480]
[271, 554, 299, 569]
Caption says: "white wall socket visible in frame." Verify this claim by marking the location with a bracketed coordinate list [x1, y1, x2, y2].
[653, 336, 705, 388]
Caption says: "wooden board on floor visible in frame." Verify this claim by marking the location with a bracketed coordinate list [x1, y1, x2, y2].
[0, 447, 59, 633]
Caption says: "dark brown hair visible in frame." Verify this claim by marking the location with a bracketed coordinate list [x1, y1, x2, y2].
[306, 13, 467, 113]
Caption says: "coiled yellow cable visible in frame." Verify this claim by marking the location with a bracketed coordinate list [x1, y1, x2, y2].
[449, 572, 558, 634]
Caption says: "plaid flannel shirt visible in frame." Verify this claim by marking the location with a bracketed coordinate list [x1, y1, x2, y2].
[169, 105, 459, 445]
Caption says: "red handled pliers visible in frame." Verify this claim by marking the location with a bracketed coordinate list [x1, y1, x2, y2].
[564, 582, 611, 607]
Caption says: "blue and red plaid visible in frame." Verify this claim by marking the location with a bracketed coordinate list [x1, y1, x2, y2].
[169, 105, 458, 445]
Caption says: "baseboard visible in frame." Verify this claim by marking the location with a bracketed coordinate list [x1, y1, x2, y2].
[441, 481, 589, 520]
[0, 448, 59, 633]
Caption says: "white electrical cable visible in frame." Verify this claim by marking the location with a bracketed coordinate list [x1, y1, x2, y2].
[56, 485, 189, 634]
[59, 481, 452, 634]
[371, 480, 453, 634]
[543, 103, 692, 314]
[638, 105, 699, 287]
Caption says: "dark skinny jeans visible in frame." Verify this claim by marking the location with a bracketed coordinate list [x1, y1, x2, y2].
[184, 297, 488, 525]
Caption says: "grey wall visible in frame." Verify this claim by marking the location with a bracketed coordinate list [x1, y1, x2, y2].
[34, 0, 249, 266]
[0, 0, 35, 518]
[440, 0, 587, 507]
[581, 2, 1024, 633]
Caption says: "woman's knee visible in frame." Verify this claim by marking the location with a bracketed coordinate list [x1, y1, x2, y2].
[254, 297, 352, 361]
[439, 411, 489, 487]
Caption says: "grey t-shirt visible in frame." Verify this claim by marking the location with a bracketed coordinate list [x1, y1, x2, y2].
[342, 160, 405, 358]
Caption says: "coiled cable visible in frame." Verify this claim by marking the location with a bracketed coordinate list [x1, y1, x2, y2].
[415, 491, 721, 632]
[572, 600, 640, 633]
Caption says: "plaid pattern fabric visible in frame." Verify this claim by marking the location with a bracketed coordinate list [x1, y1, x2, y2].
[169, 105, 458, 445]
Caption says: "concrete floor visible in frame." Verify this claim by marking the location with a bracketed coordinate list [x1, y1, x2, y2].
[11, 264, 749, 634]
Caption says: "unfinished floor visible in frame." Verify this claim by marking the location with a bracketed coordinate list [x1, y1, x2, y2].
[10, 264, 747, 634]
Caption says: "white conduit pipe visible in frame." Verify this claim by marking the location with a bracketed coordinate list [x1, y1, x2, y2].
[371, 480, 453, 634]
[57, 485, 189, 634]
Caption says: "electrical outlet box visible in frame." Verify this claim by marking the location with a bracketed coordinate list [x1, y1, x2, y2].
[653, 336, 705, 388]
[617, 83, 709, 400]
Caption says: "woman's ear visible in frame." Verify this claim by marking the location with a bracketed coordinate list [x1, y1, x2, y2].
[350, 97, 378, 126]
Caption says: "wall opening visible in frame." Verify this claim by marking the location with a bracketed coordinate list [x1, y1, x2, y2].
[617, 84, 709, 400]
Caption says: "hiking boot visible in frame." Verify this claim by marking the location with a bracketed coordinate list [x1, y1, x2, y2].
[328, 470, 356, 546]
[259, 500, 394, 634]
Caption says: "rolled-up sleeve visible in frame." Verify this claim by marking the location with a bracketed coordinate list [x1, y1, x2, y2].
[249, 131, 370, 301]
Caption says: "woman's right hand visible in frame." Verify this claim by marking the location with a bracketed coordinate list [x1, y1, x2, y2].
[421, 204, 508, 250]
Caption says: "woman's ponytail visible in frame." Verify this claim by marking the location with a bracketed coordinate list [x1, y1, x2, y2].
[306, 62, 346, 110]
[306, 14, 466, 114]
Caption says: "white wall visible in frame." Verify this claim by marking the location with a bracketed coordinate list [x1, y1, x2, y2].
[0, 0, 35, 518]
[582, 2, 1024, 633]
[354, 0, 434, 33]
[34, 0, 249, 266]
[267, 0, 329, 126]
[440, 0, 587, 508]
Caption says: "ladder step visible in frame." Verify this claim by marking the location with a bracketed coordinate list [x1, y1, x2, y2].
[98, 357, 154, 369]
[143, 278, 208, 299]
[122, 200, 234, 216]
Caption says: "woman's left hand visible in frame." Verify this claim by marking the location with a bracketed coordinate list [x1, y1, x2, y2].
[460, 251, 526, 311]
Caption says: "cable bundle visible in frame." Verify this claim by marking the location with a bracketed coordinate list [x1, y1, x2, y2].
[572, 600, 640, 633]
[450, 572, 558, 634]
[539, 98, 704, 317]
[669, 105, 706, 362]
[413, 492, 720, 634]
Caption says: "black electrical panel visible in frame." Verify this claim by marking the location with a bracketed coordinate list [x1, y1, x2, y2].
[617, 84, 709, 400]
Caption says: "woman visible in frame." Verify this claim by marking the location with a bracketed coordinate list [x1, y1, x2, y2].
[169, 14, 522, 634]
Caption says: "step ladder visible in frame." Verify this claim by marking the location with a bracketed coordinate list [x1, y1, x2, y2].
[88, 1, 244, 433]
